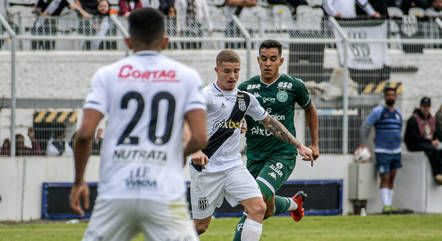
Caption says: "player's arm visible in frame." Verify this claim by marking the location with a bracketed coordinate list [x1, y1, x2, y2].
[226, 0, 257, 7]
[304, 103, 319, 160]
[359, 107, 380, 146]
[258, 115, 314, 165]
[184, 109, 208, 157]
[70, 109, 103, 216]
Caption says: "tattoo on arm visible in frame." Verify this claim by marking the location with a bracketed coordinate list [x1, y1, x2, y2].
[259, 115, 301, 148]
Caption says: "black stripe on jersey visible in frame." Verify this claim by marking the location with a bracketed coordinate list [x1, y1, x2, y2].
[202, 91, 250, 159]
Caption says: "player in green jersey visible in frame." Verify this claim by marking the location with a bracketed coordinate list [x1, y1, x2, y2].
[233, 39, 319, 240]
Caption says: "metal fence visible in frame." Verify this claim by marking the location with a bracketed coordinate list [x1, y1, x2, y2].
[1, 12, 442, 157]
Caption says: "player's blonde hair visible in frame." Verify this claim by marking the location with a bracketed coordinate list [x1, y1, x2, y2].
[216, 50, 241, 66]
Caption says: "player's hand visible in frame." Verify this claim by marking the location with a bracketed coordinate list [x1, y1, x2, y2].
[191, 151, 210, 169]
[309, 144, 320, 160]
[373, 12, 381, 19]
[432, 140, 440, 149]
[298, 144, 314, 167]
[240, 119, 247, 134]
[69, 182, 90, 217]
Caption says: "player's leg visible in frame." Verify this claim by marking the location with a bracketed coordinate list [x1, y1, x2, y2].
[388, 153, 402, 213]
[190, 166, 225, 235]
[194, 216, 212, 235]
[223, 164, 265, 241]
[376, 153, 392, 214]
[139, 198, 199, 241]
[240, 197, 266, 241]
[82, 199, 140, 241]
[256, 159, 303, 221]
[232, 160, 266, 241]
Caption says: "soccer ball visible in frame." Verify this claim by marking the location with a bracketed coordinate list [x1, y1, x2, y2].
[353, 145, 371, 163]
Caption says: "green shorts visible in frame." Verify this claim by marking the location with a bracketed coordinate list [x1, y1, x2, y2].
[247, 157, 296, 201]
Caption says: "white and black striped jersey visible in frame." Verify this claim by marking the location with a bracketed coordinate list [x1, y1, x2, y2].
[193, 82, 267, 173]
[83, 50, 205, 202]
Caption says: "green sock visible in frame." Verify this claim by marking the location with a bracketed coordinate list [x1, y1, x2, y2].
[232, 214, 247, 241]
[274, 195, 291, 216]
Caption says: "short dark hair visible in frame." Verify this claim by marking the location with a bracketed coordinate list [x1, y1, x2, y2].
[383, 86, 396, 95]
[128, 8, 165, 47]
[216, 50, 241, 66]
[259, 40, 282, 56]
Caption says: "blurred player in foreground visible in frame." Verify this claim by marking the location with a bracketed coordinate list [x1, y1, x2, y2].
[190, 50, 313, 241]
[234, 39, 319, 240]
[69, 7, 207, 241]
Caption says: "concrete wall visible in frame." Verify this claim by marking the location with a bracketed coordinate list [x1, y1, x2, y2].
[2, 152, 441, 221]
[0, 156, 100, 221]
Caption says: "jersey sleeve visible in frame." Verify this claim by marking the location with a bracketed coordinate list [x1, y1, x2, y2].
[245, 93, 267, 121]
[365, 106, 382, 126]
[293, 78, 311, 109]
[184, 69, 206, 113]
[83, 69, 108, 115]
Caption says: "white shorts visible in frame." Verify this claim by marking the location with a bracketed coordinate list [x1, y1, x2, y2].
[190, 164, 261, 219]
[82, 197, 199, 241]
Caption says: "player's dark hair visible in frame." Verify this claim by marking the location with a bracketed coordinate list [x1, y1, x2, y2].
[128, 8, 165, 47]
[216, 50, 241, 66]
[259, 40, 282, 56]
[383, 86, 396, 95]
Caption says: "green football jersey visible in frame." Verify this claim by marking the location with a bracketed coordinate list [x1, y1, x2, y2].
[238, 74, 311, 161]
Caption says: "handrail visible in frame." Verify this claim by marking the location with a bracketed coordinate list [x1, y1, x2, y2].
[0, 14, 17, 158]
[232, 15, 252, 80]
[329, 17, 349, 155]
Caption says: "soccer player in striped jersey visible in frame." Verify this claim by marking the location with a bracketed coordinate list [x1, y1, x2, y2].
[190, 50, 313, 241]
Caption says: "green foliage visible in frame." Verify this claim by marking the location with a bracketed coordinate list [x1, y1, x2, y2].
[1, 215, 442, 241]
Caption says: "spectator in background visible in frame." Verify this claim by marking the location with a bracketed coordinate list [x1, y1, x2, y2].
[225, 0, 257, 48]
[47, 126, 73, 156]
[323, 0, 381, 18]
[89, 0, 118, 49]
[92, 128, 103, 154]
[16, 130, 42, 156]
[436, 101, 442, 141]
[405, 97, 442, 184]
[119, 0, 144, 18]
[401, 0, 432, 14]
[359, 87, 403, 214]
[160, 0, 176, 16]
[75, 0, 99, 16]
[38, 0, 91, 18]
[356, 0, 388, 18]
[426, 0, 442, 17]
[267, 0, 308, 15]
[1, 138, 11, 156]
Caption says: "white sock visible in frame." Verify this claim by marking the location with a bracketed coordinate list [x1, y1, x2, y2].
[288, 197, 298, 211]
[241, 219, 262, 241]
[388, 189, 394, 207]
[380, 188, 389, 207]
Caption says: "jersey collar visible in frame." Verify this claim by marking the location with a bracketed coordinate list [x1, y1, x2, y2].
[134, 50, 160, 56]
[260, 74, 282, 87]
[212, 82, 237, 95]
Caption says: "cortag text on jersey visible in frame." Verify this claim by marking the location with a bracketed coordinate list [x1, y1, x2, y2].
[118, 65, 179, 82]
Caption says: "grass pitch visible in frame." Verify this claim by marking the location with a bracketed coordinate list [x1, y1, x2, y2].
[1, 215, 441, 241]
